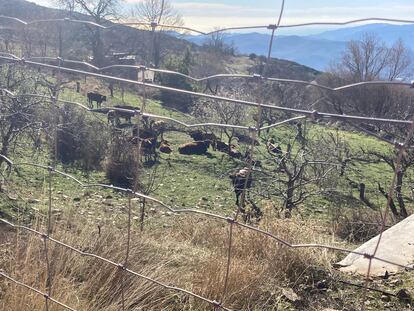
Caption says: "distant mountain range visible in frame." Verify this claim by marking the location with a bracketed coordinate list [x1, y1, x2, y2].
[183, 23, 414, 71]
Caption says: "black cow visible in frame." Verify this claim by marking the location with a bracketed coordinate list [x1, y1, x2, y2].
[87, 92, 107, 109]
[178, 141, 210, 155]
[230, 168, 253, 206]
[229, 168, 262, 222]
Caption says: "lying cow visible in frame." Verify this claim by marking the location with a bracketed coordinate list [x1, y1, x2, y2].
[87, 92, 107, 109]
[178, 141, 210, 155]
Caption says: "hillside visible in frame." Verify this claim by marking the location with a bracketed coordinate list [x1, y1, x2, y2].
[0, 0, 192, 65]
[1, 1, 414, 311]
[0, 0, 322, 80]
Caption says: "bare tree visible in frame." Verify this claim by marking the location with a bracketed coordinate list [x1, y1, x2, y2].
[0, 67, 44, 169]
[194, 87, 248, 155]
[130, 0, 183, 67]
[131, 0, 183, 26]
[314, 33, 413, 120]
[53, 0, 124, 65]
[337, 34, 411, 82]
[203, 30, 236, 56]
[256, 125, 342, 218]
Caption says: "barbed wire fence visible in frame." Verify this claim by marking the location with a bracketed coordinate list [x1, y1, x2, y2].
[0, 2, 414, 310]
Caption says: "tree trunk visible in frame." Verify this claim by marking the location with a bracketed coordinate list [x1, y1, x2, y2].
[92, 28, 104, 66]
[396, 170, 408, 218]
[284, 179, 295, 218]
[378, 183, 400, 217]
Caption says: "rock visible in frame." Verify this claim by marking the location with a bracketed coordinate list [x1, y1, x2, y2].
[133, 216, 139, 221]
[389, 278, 403, 286]
[28, 199, 41, 204]
[396, 289, 412, 304]
[103, 200, 113, 206]
[381, 294, 391, 302]
[166, 211, 174, 216]
[316, 280, 329, 290]
[282, 288, 301, 303]
[105, 195, 113, 199]
[73, 197, 81, 202]
[201, 197, 208, 201]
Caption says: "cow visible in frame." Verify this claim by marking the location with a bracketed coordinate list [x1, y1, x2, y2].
[159, 140, 172, 154]
[87, 92, 107, 109]
[108, 105, 139, 126]
[141, 137, 158, 163]
[189, 130, 218, 150]
[266, 139, 282, 155]
[229, 168, 253, 206]
[178, 141, 210, 155]
[229, 148, 242, 159]
[229, 168, 262, 222]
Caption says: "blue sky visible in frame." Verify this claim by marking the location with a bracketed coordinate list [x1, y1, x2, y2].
[31, 0, 414, 35]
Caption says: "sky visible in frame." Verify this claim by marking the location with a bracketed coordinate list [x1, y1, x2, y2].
[29, 0, 414, 35]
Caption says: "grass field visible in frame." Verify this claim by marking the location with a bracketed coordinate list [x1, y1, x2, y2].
[1, 83, 413, 310]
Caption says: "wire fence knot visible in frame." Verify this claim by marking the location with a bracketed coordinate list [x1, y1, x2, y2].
[117, 263, 126, 271]
[310, 110, 320, 122]
[251, 73, 262, 81]
[394, 141, 405, 150]
[248, 126, 258, 133]
[212, 300, 222, 310]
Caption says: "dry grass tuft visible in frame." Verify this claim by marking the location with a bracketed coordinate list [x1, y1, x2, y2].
[0, 212, 337, 310]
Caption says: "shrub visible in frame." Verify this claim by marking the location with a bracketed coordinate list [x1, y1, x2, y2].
[54, 104, 109, 171]
[103, 132, 140, 189]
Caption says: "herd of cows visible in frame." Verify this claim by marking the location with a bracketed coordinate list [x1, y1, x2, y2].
[84, 90, 286, 220]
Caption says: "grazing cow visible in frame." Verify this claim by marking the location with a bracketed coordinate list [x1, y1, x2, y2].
[229, 168, 262, 222]
[229, 168, 253, 206]
[141, 137, 158, 162]
[178, 141, 210, 155]
[108, 105, 139, 126]
[87, 92, 107, 109]
[152, 120, 167, 140]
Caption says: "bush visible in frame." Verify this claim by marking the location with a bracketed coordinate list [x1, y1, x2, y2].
[55, 104, 109, 171]
[331, 208, 383, 243]
[103, 132, 140, 189]
[159, 48, 194, 112]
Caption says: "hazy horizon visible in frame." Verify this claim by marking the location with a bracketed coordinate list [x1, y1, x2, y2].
[26, 0, 414, 35]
